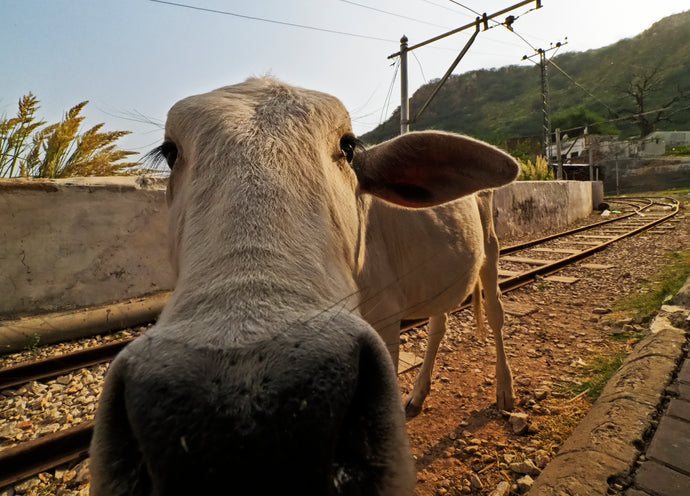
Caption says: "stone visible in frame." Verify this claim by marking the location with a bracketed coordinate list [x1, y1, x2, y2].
[533, 449, 550, 468]
[636, 459, 690, 496]
[646, 416, 690, 473]
[0, 424, 21, 440]
[534, 388, 549, 400]
[56, 374, 73, 385]
[12, 478, 40, 494]
[592, 307, 611, 315]
[666, 398, 690, 422]
[488, 481, 510, 496]
[517, 474, 534, 491]
[509, 458, 541, 476]
[469, 472, 483, 489]
[74, 458, 91, 484]
[509, 412, 530, 435]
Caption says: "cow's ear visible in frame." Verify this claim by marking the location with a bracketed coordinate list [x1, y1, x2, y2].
[351, 131, 519, 208]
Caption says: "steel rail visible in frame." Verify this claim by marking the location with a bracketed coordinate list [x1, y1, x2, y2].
[0, 421, 93, 488]
[498, 197, 679, 291]
[0, 340, 131, 391]
[0, 197, 680, 489]
[0, 198, 677, 392]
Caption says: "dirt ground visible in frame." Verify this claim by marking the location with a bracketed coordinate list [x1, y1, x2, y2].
[400, 199, 690, 495]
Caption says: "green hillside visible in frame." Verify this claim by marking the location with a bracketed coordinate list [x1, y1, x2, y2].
[362, 10, 690, 148]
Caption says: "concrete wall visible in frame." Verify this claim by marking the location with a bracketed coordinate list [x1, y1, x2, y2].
[599, 157, 690, 194]
[0, 177, 596, 320]
[0, 177, 173, 320]
[493, 180, 594, 240]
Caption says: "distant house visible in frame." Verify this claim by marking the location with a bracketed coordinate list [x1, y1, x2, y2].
[548, 131, 690, 162]
[634, 131, 690, 156]
[548, 134, 622, 163]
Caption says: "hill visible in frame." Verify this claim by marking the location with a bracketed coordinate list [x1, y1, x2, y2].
[362, 10, 690, 148]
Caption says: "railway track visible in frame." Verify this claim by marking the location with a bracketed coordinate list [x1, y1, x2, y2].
[0, 196, 681, 489]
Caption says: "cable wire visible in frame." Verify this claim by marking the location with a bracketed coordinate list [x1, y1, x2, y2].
[547, 58, 619, 117]
[149, 0, 397, 43]
[420, 0, 473, 16]
[339, 0, 451, 29]
[380, 59, 401, 126]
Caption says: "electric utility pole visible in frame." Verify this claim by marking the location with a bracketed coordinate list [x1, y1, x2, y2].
[390, 0, 543, 135]
[522, 40, 567, 176]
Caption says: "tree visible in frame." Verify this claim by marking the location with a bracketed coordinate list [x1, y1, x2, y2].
[622, 65, 689, 138]
[0, 94, 138, 178]
[551, 106, 619, 136]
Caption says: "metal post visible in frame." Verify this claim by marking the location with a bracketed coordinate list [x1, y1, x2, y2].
[587, 130, 594, 181]
[555, 128, 562, 180]
[615, 157, 620, 195]
[400, 36, 409, 135]
[539, 49, 551, 162]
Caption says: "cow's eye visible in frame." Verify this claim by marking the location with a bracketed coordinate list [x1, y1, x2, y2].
[160, 141, 178, 169]
[339, 135, 357, 163]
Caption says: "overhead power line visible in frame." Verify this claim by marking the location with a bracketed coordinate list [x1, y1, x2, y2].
[446, 0, 541, 50]
[547, 58, 619, 117]
[339, 0, 451, 29]
[149, 0, 396, 43]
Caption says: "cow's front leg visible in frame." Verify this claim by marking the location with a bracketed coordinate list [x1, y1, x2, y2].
[404, 313, 447, 419]
[377, 321, 401, 374]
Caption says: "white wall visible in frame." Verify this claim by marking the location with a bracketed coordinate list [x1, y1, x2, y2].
[0, 177, 596, 320]
[0, 177, 173, 319]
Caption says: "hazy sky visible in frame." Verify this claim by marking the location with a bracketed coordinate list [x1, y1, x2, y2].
[2, 0, 688, 156]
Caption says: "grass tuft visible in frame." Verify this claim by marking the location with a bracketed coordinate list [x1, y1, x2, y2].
[610, 249, 690, 323]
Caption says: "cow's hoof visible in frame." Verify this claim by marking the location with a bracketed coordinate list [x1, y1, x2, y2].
[404, 396, 423, 420]
[497, 390, 515, 412]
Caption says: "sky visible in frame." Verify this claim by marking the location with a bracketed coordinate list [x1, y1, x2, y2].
[2, 0, 689, 158]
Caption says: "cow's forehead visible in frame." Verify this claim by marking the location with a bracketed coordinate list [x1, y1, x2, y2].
[166, 78, 352, 137]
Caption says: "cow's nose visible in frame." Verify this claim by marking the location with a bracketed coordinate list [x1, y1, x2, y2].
[91, 320, 413, 495]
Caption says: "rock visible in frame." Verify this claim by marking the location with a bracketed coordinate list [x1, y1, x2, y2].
[510, 458, 541, 476]
[517, 475, 534, 491]
[464, 446, 480, 455]
[534, 387, 549, 400]
[62, 469, 76, 483]
[13, 477, 40, 494]
[488, 480, 510, 496]
[533, 449, 550, 468]
[56, 374, 73, 385]
[592, 307, 611, 315]
[0, 424, 21, 441]
[612, 317, 634, 329]
[517, 376, 532, 386]
[74, 458, 91, 484]
[469, 472, 483, 490]
[509, 412, 530, 435]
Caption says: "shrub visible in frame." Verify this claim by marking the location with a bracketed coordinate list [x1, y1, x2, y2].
[1, 94, 138, 178]
[518, 155, 555, 180]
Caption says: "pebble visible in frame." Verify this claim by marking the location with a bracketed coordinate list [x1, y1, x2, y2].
[517, 474, 534, 491]
[0, 327, 148, 495]
[488, 480, 510, 496]
[509, 412, 530, 435]
[533, 449, 551, 468]
[592, 307, 611, 315]
[534, 388, 550, 400]
[510, 458, 541, 476]
[469, 472, 483, 489]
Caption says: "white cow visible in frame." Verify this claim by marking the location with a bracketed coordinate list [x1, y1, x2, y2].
[357, 189, 515, 418]
[90, 78, 519, 495]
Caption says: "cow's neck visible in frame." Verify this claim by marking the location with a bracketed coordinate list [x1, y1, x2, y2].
[164, 179, 360, 335]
